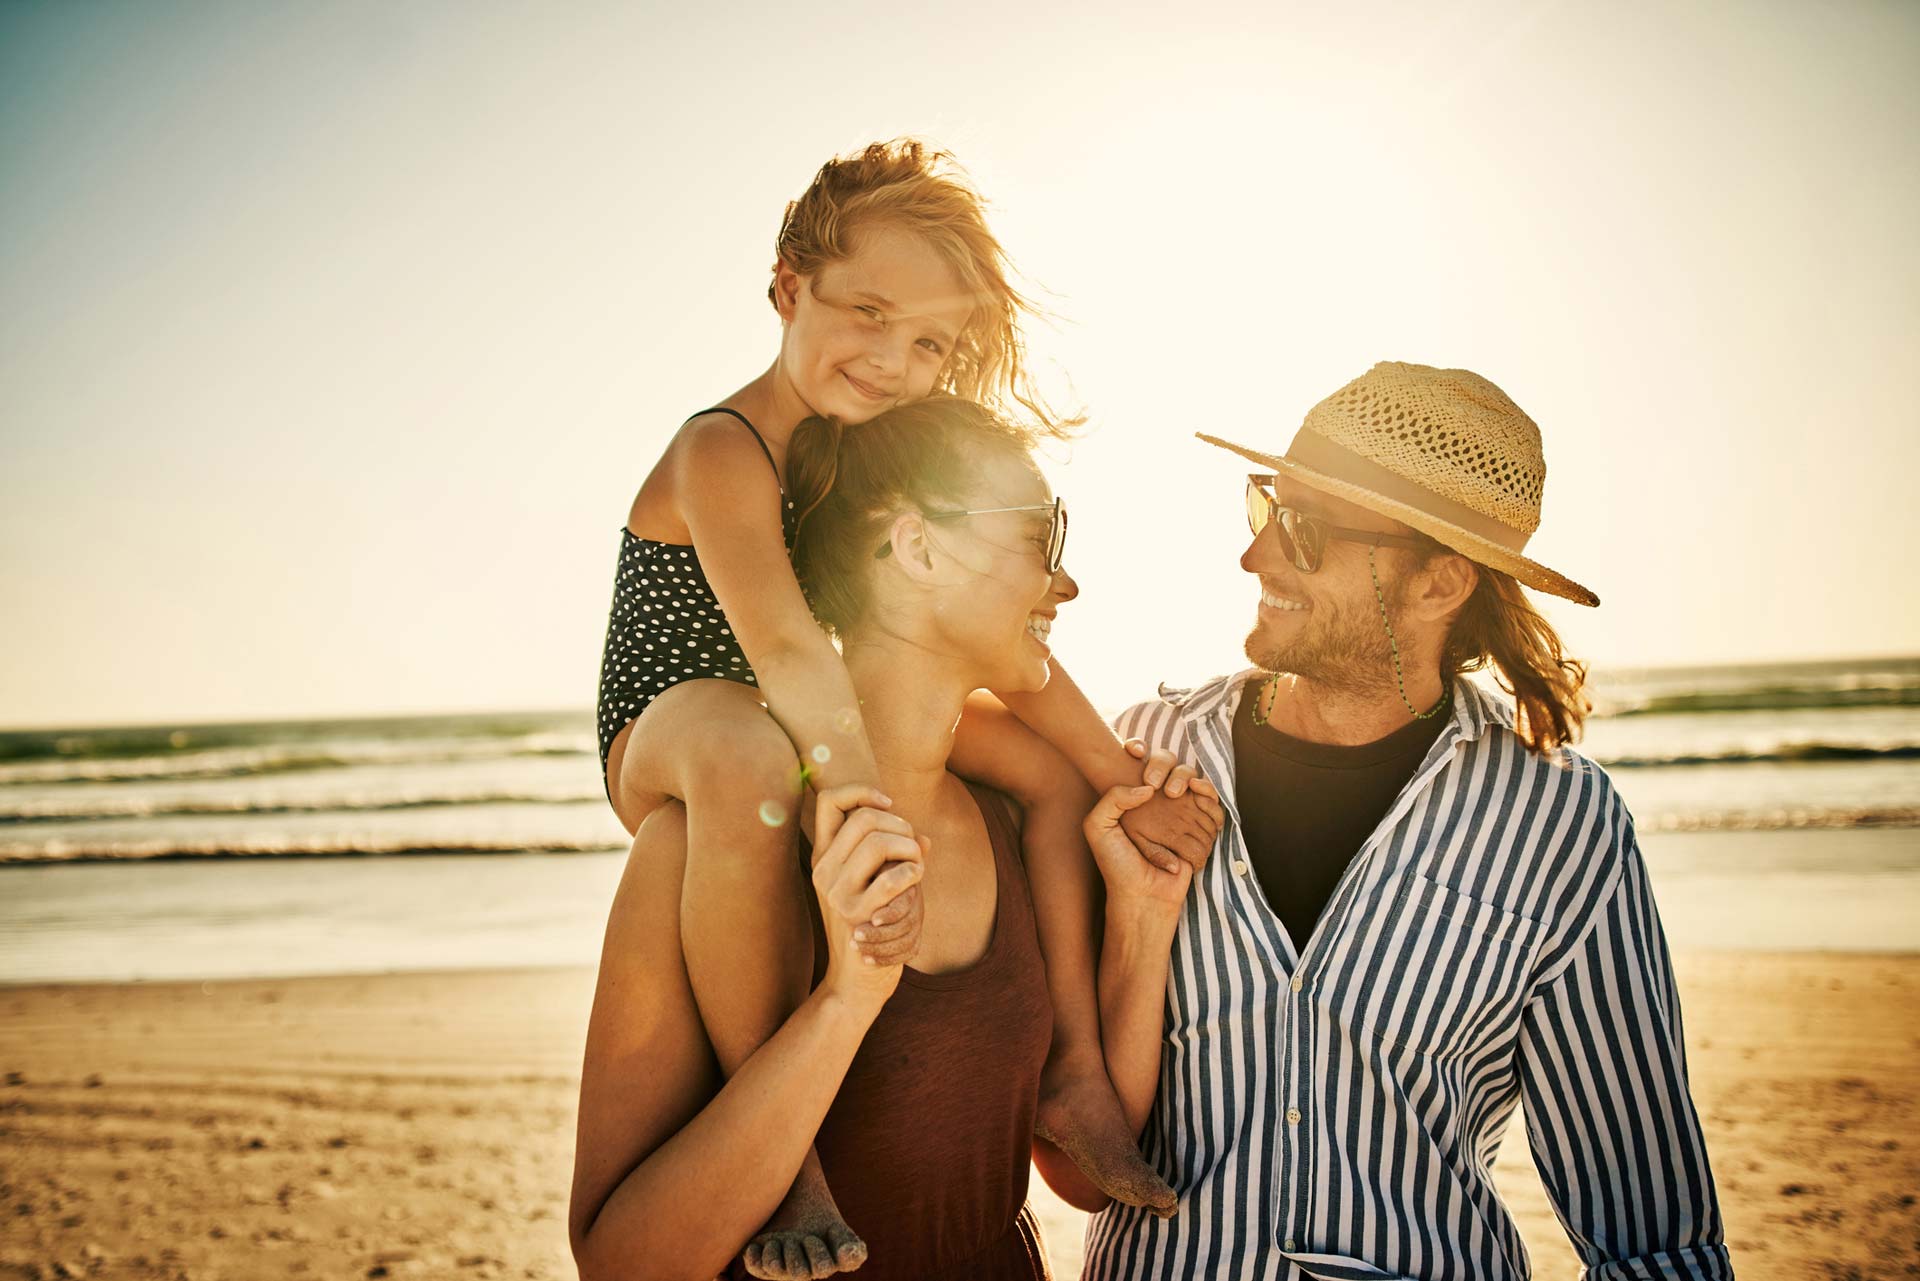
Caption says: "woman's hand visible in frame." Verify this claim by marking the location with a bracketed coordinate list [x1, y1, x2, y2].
[809, 784, 927, 1008]
[1116, 741, 1224, 876]
[1084, 782, 1194, 910]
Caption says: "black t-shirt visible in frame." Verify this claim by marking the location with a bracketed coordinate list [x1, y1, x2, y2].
[1230, 675, 1452, 952]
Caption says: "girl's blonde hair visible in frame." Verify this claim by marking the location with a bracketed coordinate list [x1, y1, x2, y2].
[771, 139, 1078, 438]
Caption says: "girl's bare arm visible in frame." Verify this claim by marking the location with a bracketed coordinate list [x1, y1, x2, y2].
[948, 691, 1094, 818]
[676, 419, 880, 789]
[989, 671, 1221, 874]
[993, 659, 1139, 792]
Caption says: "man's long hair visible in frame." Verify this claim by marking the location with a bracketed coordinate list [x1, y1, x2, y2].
[1442, 564, 1590, 752]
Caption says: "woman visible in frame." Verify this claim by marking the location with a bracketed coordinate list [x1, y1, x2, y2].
[568, 396, 1220, 1281]
[595, 138, 1188, 1252]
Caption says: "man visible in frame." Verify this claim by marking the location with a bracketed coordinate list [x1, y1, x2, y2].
[1083, 363, 1731, 1279]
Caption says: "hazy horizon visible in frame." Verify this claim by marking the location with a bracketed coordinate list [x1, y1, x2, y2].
[4, 0, 1916, 728]
[2, 650, 1914, 735]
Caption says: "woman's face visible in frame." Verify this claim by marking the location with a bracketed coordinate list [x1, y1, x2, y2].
[773, 226, 975, 424]
[922, 450, 1078, 695]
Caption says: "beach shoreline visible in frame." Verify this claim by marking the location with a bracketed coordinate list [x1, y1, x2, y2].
[2, 952, 1915, 1280]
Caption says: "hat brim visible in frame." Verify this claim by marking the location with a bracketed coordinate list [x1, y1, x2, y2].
[1196, 432, 1600, 607]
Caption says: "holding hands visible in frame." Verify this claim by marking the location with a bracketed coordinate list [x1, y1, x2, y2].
[1090, 744, 1225, 909]
[808, 785, 929, 1005]
[1116, 741, 1223, 879]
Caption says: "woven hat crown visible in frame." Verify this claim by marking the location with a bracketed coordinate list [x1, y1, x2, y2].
[1195, 359, 1597, 605]
[1306, 362, 1545, 537]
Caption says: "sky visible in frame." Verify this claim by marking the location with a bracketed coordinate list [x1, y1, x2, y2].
[2, 0, 1916, 729]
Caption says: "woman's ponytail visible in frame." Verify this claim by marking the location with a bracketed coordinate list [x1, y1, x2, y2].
[787, 416, 845, 529]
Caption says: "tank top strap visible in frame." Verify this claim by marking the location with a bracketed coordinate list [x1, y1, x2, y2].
[963, 782, 1027, 903]
[689, 406, 784, 495]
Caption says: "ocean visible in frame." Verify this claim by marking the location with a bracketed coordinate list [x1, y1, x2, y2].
[2, 656, 1916, 983]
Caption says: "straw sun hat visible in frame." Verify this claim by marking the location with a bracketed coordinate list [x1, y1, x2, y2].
[1197, 361, 1599, 607]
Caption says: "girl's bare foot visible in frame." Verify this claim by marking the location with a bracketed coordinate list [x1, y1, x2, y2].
[1035, 1058, 1178, 1217]
[741, 1155, 867, 1280]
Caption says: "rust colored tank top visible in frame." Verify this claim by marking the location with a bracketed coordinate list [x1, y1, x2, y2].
[799, 780, 1055, 1280]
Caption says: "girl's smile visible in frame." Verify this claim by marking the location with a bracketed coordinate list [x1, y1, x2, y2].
[775, 225, 977, 425]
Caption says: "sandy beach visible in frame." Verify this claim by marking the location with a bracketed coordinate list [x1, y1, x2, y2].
[2, 952, 1914, 1281]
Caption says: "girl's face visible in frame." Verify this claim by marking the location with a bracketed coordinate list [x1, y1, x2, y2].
[922, 451, 1078, 695]
[773, 226, 976, 424]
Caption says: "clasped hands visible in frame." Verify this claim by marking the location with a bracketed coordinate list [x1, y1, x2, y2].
[808, 747, 1223, 998]
[1087, 741, 1224, 908]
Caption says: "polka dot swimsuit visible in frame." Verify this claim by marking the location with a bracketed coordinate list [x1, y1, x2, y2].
[595, 408, 798, 795]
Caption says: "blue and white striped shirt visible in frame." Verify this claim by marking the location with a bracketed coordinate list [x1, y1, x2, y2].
[1083, 672, 1731, 1280]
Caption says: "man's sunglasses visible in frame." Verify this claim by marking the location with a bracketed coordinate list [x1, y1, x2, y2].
[1245, 474, 1426, 573]
[875, 496, 1068, 574]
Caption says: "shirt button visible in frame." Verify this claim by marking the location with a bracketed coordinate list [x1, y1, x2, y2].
[1286, 1107, 1302, 1124]
[1231, 859, 1249, 876]
[1290, 975, 1304, 992]
[1284, 1238, 1297, 1252]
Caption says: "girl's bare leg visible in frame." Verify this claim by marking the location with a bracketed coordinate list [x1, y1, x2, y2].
[1020, 785, 1179, 1217]
[614, 680, 866, 1279]
[949, 698, 1178, 1215]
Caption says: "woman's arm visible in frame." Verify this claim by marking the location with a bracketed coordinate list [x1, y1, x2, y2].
[677, 421, 880, 790]
[952, 695, 1189, 1213]
[1027, 887, 1182, 1213]
[1031, 780, 1197, 1211]
[1096, 888, 1183, 1137]
[570, 788, 923, 1281]
[1082, 780, 1192, 1132]
[1030, 781, 1196, 1211]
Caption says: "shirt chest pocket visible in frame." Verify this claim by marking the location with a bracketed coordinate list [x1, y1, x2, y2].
[1331, 874, 1545, 1062]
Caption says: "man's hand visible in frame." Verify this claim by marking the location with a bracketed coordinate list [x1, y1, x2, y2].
[1085, 783, 1194, 909]
[1117, 741, 1224, 875]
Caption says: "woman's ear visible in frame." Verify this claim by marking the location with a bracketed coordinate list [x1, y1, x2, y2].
[880, 511, 938, 579]
[772, 260, 804, 322]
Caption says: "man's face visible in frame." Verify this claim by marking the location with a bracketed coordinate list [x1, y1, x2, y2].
[1239, 476, 1420, 696]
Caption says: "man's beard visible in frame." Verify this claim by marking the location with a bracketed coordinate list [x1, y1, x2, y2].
[1243, 579, 1409, 699]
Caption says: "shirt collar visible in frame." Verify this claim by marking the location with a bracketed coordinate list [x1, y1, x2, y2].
[1161, 669, 1512, 752]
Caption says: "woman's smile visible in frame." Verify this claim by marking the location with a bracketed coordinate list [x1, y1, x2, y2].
[1024, 612, 1054, 654]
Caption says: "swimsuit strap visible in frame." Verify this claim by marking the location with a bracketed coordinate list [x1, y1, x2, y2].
[691, 406, 784, 495]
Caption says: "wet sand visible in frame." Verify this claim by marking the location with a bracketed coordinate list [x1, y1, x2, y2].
[1, 952, 1914, 1280]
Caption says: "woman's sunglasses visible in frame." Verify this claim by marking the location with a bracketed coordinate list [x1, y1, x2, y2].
[875, 496, 1068, 574]
[1245, 474, 1425, 573]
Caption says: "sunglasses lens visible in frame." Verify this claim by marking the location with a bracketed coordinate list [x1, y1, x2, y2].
[1245, 479, 1271, 536]
[1278, 509, 1323, 572]
[1048, 501, 1067, 573]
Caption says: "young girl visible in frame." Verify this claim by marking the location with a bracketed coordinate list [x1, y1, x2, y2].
[592, 140, 1216, 1275]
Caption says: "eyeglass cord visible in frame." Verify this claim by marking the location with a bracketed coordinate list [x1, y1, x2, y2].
[1252, 548, 1449, 729]
[1371, 546, 1449, 721]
